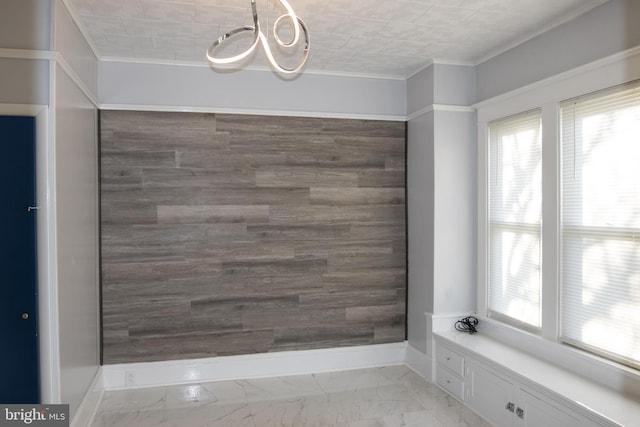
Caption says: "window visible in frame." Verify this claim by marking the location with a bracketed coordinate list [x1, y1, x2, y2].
[482, 80, 640, 371]
[560, 82, 640, 369]
[487, 110, 542, 330]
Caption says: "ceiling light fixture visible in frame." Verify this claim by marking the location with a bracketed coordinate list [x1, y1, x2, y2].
[206, 0, 310, 74]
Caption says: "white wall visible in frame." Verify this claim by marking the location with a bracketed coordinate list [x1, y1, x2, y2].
[54, 0, 98, 99]
[0, 0, 51, 51]
[54, 64, 99, 416]
[52, 0, 100, 418]
[433, 64, 475, 107]
[432, 109, 476, 314]
[0, 0, 51, 105]
[99, 61, 407, 119]
[406, 64, 477, 354]
[0, 58, 49, 105]
[406, 66, 434, 115]
[406, 111, 435, 352]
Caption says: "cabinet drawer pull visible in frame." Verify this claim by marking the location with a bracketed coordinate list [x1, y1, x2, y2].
[516, 407, 525, 419]
[505, 402, 515, 413]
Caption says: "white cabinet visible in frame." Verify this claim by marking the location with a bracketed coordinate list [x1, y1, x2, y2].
[465, 359, 514, 426]
[435, 343, 465, 400]
[464, 359, 596, 427]
[434, 337, 606, 427]
[517, 387, 586, 427]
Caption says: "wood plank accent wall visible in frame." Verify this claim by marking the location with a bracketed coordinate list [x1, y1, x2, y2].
[100, 110, 407, 364]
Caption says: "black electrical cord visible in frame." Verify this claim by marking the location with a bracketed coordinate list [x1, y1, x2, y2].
[455, 316, 479, 334]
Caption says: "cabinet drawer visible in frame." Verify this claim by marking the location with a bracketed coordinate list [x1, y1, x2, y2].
[436, 344, 465, 376]
[436, 367, 465, 401]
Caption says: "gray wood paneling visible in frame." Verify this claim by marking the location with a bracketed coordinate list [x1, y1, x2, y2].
[100, 110, 406, 364]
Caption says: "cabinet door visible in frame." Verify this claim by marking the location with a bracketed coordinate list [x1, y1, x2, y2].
[516, 388, 595, 427]
[465, 360, 515, 427]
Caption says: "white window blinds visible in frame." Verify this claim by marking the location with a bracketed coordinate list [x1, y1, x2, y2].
[560, 81, 640, 369]
[488, 110, 542, 330]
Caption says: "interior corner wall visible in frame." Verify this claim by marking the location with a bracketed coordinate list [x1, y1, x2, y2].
[407, 66, 435, 114]
[54, 0, 98, 97]
[476, 0, 640, 102]
[406, 111, 435, 353]
[54, 64, 99, 417]
[406, 64, 477, 354]
[53, 0, 100, 417]
[433, 64, 476, 106]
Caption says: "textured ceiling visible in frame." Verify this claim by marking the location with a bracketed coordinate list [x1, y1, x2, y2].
[69, 0, 607, 78]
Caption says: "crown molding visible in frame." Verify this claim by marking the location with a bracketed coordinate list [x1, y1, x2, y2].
[98, 56, 408, 81]
[100, 103, 407, 122]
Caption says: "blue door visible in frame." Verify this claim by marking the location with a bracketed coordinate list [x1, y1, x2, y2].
[0, 116, 40, 403]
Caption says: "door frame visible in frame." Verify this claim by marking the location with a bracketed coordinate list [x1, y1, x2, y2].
[0, 103, 59, 404]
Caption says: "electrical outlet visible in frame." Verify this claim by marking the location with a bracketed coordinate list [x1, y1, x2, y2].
[125, 371, 135, 387]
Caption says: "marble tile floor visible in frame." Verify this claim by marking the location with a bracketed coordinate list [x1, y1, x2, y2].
[92, 365, 493, 427]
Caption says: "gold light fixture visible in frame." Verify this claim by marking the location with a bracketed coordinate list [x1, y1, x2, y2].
[206, 0, 310, 74]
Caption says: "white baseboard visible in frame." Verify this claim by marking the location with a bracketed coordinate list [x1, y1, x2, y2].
[102, 342, 408, 390]
[71, 367, 104, 427]
[405, 343, 432, 381]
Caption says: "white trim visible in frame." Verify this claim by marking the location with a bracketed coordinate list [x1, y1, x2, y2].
[37, 102, 59, 405]
[405, 58, 475, 80]
[55, 53, 99, 107]
[99, 56, 408, 81]
[0, 48, 56, 61]
[0, 49, 99, 107]
[99, 103, 407, 122]
[70, 368, 103, 427]
[426, 313, 434, 382]
[405, 343, 431, 381]
[407, 104, 475, 121]
[47, 61, 62, 404]
[101, 342, 407, 390]
[431, 58, 475, 67]
[476, 120, 489, 320]
[0, 104, 60, 404]
[58, 0, 101, 61]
